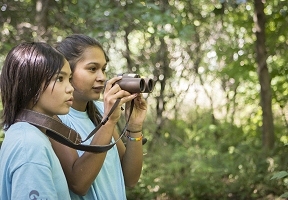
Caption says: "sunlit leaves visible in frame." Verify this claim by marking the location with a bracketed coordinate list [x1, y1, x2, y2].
[271, 171, 288, 180]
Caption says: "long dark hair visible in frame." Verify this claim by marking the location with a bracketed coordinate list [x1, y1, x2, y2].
[0, 42, 65, 130]
[56, 34, 109, 126]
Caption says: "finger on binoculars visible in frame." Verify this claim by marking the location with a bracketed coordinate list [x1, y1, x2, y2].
[106, 76, 123, 87]
[113, 89, 132, 99]
[119, 94, 137, 105]
[108, 76, 122, 85]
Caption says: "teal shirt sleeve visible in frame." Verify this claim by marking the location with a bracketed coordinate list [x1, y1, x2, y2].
[11, 163, 59, 199]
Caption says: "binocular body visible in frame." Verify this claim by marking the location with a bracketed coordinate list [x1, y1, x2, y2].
[115, 73, 154, 93]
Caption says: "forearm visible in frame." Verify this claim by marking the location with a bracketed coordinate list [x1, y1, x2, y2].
[52, 120, 117, 195]
[68, 152, 106, 195]
[121, 131, 143, 187]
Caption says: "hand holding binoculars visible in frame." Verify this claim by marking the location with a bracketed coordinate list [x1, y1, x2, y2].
[114, 73, 154, 93]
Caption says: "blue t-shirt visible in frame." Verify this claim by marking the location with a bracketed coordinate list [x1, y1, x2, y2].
[58, 101, 126, 200]
[0, 122, 71, 200]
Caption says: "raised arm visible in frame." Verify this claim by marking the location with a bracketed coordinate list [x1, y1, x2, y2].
[50, 120, 116, 195]
[50, 78, 138, 195]
[116, 94, 147, 187]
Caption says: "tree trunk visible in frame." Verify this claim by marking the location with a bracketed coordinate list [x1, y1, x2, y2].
[35, 0, 49, 41]
[154, 37, 169, 137]
[254, 0, 274, 150]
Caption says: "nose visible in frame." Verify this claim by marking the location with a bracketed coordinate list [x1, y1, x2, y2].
[66, 82, 74, 93]
[96, 71, 106, 82]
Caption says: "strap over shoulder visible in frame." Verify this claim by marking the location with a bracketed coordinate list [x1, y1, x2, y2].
[15, 99, 126, 153]
[16, 109, 124, 153]
[15, 99, 147, 152]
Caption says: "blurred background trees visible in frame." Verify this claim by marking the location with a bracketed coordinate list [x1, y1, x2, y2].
[0, 0, 287, 199]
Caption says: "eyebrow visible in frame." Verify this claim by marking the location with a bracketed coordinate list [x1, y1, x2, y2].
[58, 70, 72, 76]
[86, 62, 107, 67]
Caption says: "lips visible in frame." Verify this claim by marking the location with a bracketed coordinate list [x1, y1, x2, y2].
[66, 97, 73, 106]
[92, 86, 104, 92]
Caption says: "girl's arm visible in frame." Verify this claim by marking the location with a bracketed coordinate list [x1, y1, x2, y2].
[116, 94, 147, 187]
[50, 120, 116, 195]
[51, 79, 139, 195]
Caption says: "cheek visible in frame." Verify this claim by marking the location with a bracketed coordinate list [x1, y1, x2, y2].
[71, 75, 89, 91]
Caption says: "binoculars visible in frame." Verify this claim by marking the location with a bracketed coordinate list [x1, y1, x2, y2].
[115, 73, 154, 93]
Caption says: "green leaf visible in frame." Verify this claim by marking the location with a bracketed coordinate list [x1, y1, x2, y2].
[280, 192, 288, 198]
[271, 171, 288, 180]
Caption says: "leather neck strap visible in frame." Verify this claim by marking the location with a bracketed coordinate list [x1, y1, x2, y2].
[15, 99, 132, 153]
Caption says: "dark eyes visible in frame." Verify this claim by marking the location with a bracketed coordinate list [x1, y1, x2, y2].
[56, 76, 64, 82]
[56, 76, 72, 82]
[89, 67, 106, 73]
[89, 67, 97, 72]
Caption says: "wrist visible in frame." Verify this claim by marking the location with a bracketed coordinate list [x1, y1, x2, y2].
[126, 129, 142, 134]
[125, 131, 143, 141]
[127, 124, 143, 132]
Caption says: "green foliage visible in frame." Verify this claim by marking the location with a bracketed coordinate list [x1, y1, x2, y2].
[1, 0, 288, 199]
[271, 171, 288, 180]
[127, 108, 288, 199]
[271, 171, 288, 198]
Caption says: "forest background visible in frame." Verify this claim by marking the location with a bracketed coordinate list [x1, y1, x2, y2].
[0, 0, 287, 199]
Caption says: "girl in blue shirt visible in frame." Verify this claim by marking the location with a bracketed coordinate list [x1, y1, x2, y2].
[0, 42, 73, 200]
[52, 34, 147, 200]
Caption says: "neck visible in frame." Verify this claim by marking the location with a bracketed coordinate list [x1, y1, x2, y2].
[72, 100, 88, 112]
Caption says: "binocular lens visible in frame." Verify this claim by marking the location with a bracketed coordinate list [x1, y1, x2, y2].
[144, 78, 154, 93]
[139, 79, 146, 93]
[114, 73, 154, 93]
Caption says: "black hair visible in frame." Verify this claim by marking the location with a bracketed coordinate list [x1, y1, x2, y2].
[56, 34, 109, 126]
[0, 42, 65, 130]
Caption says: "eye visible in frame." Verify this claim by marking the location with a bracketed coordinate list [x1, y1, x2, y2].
[56, 76, 64, 82]
[69, 75, 73, 82]
[102, 67, 106, 73]
[89, 67, 97, 72]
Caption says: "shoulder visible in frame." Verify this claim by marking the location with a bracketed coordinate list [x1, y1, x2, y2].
[5, 122, 48, 143]
[1, 122, 54, 165]
[0, 124, 58, 184]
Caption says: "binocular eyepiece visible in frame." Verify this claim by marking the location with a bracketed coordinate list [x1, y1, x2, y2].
[114, 73, 154, 93]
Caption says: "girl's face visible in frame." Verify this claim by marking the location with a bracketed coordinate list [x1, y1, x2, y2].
[71, 46, 107, 111]
[32, 60, 74, 117]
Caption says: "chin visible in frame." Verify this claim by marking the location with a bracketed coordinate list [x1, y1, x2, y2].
[58, 108, 70, 115]
[91, 94, 101, 100]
